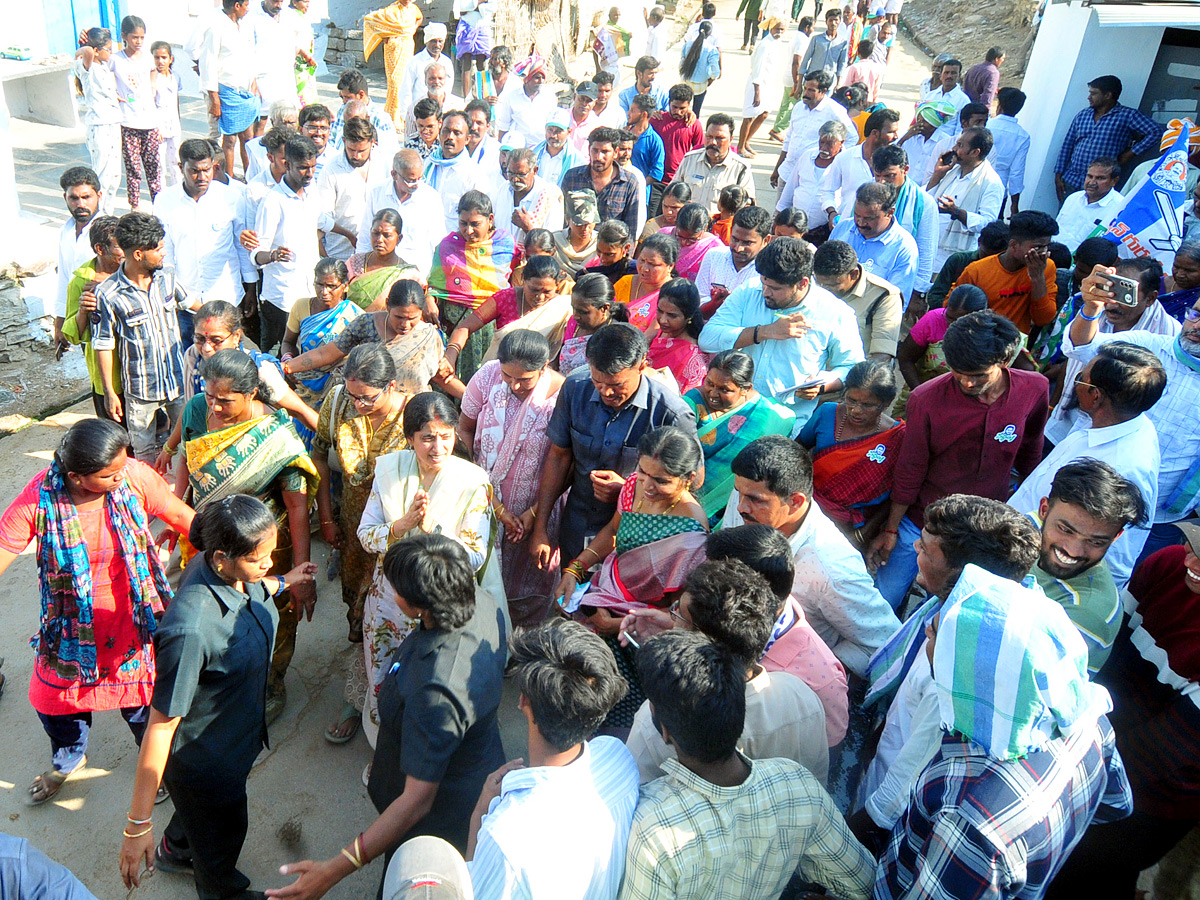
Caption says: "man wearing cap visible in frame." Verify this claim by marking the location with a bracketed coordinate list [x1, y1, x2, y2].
[553, 191, 601, 271]
[1123, 117, 1200, 199]
[495, 148, 564, 244]
[561, 127, 642, 232]
[396, 24, 455, 127]
[534, 109, 586, 186]
[383, 836, 473, 900]
[567, 81, 601, 155]
[496, 50, 559, 147]
[467, 622, 639, 900]
[618, 56, 670, 114]
[670, 113, 756, 215]
[1056, 157, 1125, 253]
[424, 110, 490, 236]
[1045, 517, 1200, 899]
[1054, 75, 1164, 203]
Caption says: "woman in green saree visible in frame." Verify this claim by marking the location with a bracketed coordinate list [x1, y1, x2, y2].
[683, 351, 796, 524]
[346, 209, 423, 311]
[176, 350, 319, 723]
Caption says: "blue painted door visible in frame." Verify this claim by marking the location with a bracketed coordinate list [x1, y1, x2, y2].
[42, 0, 122, 56]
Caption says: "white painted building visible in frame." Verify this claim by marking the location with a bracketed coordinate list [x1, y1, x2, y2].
[1019, 0, 1200, 212]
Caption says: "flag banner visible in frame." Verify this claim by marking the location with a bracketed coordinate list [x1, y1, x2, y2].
[1103, 122, 1190, 264]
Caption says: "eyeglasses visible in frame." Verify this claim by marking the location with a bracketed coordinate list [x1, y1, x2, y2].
[1073, 372, 1100, 390]
[1186, 308, 1200, 322]
[194, 332, 233, 348]
[347, 388, 385, 407]
[669, 599, 691, 626]
[314, 281, 344, 294]
[843, 396, 884, 412]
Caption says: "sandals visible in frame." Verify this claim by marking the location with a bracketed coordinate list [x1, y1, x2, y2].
[28, 756, 85, 806]
[325, 703, 361, 745]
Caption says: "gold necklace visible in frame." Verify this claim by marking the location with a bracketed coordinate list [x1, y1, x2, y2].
[636, 489, 684, 515]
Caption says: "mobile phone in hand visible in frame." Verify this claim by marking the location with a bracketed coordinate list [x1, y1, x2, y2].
[1103, 272, 1140, 307]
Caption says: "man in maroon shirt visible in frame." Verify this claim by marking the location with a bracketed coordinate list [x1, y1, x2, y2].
[962, 47, 1004, 109]
[651, 84, 705, 187]
[866, 309, 1048, 608]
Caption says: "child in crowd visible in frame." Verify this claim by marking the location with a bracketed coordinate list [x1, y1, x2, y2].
[773, 207, 809, 239]
[713, 186, 751, 246]
[111, 15, 161, 209]
[151, 41, 182, 188]
[74, 27, 122, 213]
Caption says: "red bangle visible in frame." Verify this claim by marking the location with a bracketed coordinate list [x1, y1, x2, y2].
[883, 528, 899, 535]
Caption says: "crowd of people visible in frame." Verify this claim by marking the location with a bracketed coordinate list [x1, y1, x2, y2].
[9, 0, 1200, 898]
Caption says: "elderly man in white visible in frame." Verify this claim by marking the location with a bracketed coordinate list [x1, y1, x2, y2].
[494, 148, 564, 244]
[358, 148, 445, 278]
[769, 69, 857, 193]
[1056, 158, 1125, 252]
[395, 23, 456, 122]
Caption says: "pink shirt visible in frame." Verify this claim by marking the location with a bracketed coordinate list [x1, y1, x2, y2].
[763, 596, 850, 746]
[841, 59, 886, 103]
[908, 307, 951, 347]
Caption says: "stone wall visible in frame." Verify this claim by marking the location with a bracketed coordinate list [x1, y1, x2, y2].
[324, 24, 370, 69]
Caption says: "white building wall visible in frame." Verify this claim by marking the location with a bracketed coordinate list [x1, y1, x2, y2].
[1019, 1, 1164, 212]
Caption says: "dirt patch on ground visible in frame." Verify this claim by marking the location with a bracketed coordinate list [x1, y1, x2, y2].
[901, 0, 1039, 87]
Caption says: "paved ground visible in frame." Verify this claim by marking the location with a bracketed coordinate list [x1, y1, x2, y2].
[0, 7, 929, 899]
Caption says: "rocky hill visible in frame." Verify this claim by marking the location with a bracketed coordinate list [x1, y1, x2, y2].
[901, 0, 1040, 87]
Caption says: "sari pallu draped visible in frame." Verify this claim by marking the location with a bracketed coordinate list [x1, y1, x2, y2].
[295, 299, 362, 401]
[364, 2, 422, 121]
[684, 390, 796, 523]
[34, 463, 172, 686]
[659, 227, 725, 280]
[481, 294, 573, 364]
[430, 231, 516, 384]
[182, 408, 319, 565]
[811, 421, 906, 528]
[581, 526, 709, 615]
[346, 257, 421, 310]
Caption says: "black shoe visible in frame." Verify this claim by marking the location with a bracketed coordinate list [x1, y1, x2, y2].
[154, 837, 194, 874]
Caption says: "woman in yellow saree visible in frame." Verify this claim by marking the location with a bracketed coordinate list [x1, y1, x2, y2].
[364, 0, 423, 123]
[177, 350, 318, 723]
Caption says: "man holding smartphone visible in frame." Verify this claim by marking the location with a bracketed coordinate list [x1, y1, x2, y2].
[926, 126, 1005, 274]
[696, 205, 774, 317]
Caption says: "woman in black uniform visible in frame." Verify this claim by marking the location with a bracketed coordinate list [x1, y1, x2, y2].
[119, 495, 317, 900]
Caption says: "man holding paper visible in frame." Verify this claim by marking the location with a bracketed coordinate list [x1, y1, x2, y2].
[699, 236, 864, 431]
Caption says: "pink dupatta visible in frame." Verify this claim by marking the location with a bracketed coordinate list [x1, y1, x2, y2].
[660, 227, 725, 280]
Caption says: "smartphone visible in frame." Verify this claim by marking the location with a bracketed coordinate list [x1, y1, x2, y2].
[794, 378, 825, 393]
[939, 151, 955, 165]
[1104, 272, 1140, 307]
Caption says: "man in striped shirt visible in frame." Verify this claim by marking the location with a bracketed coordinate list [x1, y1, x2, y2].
[92, 211, 192, 462]
[468, 622, 638, 900]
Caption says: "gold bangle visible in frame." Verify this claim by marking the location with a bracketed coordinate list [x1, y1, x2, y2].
[355, 835, 368, 865]
[581, 547, 601, 563]
[494, 502, 506, 518]
[321, 520, 335, 526]
[529, 507, 537, 521]
[123, 826, 153, 838]
[340, 847, 363, 870]
[127, 814, 152, 825]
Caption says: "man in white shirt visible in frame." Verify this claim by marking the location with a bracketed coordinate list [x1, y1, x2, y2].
[921, 58, 970, 138]
[467, 622, 639, 900]
[1057, 158, 1125, 252]
[154, 139, 257, 308]
[615, 131, 650, 237]
[769, 69, 857, 192]
[298, 103, 335, 178]
[54, 167, 103, 349]
[464, 98, 502, 178]
[590, 71, 627, 129]
[395, 23, 455, 126]
[644, 6, 667, 60]
[873, 144, 938, 303]
[199, 0, 260, 180]
[626, 560, 829, 785]
[317, 117, 389, 260]
[1010, 341, 1165, 588]
[250, 0, 298, 111]
[422, 110, 489, 237]
[926, 126, 1005, 273]
[358, 149, 445, 277]
[495, 49, 559, 146]
[988, 87, 1032, 214]
[819, 107, 900, 226]
[494, 148, 564, 244]
[696, 205, 771, 315]
[894, 100, 954, 191]
[533, 108, 585, 186]
[254, 134, 324, 352]
[718, 437, 900, 676]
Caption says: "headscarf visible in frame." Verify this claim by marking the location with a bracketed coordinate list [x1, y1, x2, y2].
[1161, 118, 1200, 153]
[916, 100, 955, 128]
[932, 563, 1112, 761]
[515, 49, 549, 82]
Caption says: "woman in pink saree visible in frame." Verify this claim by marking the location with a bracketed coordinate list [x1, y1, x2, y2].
[647, 278, 710, 393]
[659, 202, 724, 280]
[459, 329, 565, 626]
[555, 426, 709, 729]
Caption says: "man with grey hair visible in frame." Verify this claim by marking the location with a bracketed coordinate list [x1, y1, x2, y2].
[494, 148, 564, 243]
[245, 100, 298, 181]
[769, 69, 858, 193]
[357, 148, 444, 277]
[777, 118, 848, 224]
[828, 181, 919, 300]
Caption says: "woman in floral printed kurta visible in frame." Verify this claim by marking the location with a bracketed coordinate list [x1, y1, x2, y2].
[356, 391, 506, 747]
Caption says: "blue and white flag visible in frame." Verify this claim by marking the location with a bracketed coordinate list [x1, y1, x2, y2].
[1104, 122, 1191, 265]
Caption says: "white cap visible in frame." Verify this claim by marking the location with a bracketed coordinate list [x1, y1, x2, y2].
[382, 836, 473, 900]
[500, 132, 527, 151]
[546, 107, 571, 131]
[424, 22, 448, 40]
